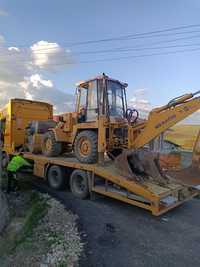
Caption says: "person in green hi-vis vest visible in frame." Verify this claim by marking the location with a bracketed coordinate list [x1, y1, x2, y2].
[6, 153, 32, 193]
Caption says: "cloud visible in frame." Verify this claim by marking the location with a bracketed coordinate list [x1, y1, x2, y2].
[0, 47, 31, 83]
[128, 88, 152, 118]
[0, 37, 74, 113]
[29, 74, 53, 88]
[0, 9, 8, 16]
[30, 41, 73, 71]
[0, 39, 73, 81]
[8, 47, 20, 52]
[19, 74, 75, 113]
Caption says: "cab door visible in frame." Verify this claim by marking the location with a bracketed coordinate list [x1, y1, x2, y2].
[78, 80, 98, 122]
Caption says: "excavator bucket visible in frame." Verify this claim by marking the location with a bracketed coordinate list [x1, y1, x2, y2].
[114, 149, 169, 185]
[114, 150, 139, 180]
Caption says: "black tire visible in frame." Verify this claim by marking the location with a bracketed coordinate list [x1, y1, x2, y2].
[74, 130, 98, 164]
[42, 131, 62, 157]
[47, 165, 66, 190]
[70, 169, 89, 199]
[107, 149, 122, 160]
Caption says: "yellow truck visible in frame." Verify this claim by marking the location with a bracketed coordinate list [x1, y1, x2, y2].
[0, 98, 53, 154]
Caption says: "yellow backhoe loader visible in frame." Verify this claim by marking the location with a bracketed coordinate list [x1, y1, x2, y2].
[39, 74, 200, 164]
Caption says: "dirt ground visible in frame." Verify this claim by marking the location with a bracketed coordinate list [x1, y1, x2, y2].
[33, 178, 200, 267]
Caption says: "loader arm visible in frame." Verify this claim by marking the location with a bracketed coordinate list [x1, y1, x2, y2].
[129, 91, 200, 150]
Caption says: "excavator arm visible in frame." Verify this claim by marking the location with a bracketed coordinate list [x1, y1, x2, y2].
[129, 90, 200, 149]
[115, 90, 200, 182]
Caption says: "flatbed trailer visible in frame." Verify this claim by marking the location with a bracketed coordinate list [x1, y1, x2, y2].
[22, 152, 200, 216]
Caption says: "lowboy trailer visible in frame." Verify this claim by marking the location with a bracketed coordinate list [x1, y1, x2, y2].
[22, 152, 200, 216]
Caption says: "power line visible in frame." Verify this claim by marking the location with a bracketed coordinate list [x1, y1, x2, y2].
[75, 47, 200, 63]
[10, 29, 200, 55]
[1, 32, 200, 61]
[0, 43, 200, 63]
[1, 23, 200, 52]
[36, 46, 200, 65]
[72, 33, 200, 56]
[1, 46, 200, 68]
[68, 26, 200, 47]
[1, 41, 200, 65]
[1, 23, 200, 66]
[72, 42, 200, 55]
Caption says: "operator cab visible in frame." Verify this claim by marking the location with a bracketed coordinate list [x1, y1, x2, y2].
[75, 74, 128, 122]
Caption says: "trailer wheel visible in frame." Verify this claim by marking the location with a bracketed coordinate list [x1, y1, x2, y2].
[42, 131, 62, 157]
[74, 130, 98, 163]
[70, 170, 89, 199]
[47, 165, 66, 190]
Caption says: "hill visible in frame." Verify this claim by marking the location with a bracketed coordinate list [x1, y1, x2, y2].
[164, 124, 200, 151]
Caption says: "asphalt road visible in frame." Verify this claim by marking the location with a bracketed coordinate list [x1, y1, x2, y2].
[32, 178, 200, 267]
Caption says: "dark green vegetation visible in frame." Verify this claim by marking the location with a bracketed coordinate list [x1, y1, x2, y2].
[0, 191, 48, 261]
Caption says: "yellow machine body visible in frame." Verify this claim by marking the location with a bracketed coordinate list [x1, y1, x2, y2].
[0, 99, 53, 154]
[45, 81, 200, 166]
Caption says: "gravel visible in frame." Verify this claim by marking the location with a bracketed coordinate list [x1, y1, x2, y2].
[1, 191, 83, 267]
[40, 195, 83, 266]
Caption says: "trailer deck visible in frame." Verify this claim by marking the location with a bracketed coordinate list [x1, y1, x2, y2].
[23, 152, 200, 216]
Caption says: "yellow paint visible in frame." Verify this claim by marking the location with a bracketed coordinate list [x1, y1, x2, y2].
[0, 99, 53, 154]
[130, 97, 200, 149]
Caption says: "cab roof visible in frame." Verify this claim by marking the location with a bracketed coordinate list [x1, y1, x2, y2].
[76, 74, 128, 89]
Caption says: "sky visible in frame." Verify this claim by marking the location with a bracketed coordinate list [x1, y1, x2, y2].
[1, 0, 200, 122]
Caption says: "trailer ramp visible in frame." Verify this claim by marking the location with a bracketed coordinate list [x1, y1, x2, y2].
[91, 160, 200, 216]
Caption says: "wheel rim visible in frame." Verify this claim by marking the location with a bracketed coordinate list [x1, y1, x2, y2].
[74, 175, 86, 194]
[50, 170, 60, 187]
[78, 137, 91, 157]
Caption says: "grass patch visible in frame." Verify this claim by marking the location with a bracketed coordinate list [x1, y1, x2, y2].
[14, 192, 48, 248]
[0, 191, 48, 258]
